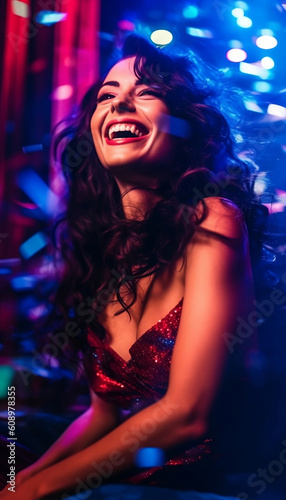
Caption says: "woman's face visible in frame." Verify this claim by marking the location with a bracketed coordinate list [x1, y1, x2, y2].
[90, 57, 176, 177]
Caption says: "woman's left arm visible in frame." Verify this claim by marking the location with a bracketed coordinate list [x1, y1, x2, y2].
[4, 197, 251, 500]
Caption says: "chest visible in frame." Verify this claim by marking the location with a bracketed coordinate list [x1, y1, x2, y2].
[97, 258, 185, 361]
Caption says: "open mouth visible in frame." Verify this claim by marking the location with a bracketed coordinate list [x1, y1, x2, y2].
[106, 122, 149, 141]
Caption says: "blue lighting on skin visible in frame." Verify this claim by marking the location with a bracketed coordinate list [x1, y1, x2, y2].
[183, 5, 199, 19]
[17, 169, 60, 216]
[19, 232, 49, 259]
[135, 448, 166, 467]
[35, 11, 67, 26]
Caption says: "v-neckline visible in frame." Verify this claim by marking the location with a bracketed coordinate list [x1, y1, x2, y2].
[102, 297, 184, 364]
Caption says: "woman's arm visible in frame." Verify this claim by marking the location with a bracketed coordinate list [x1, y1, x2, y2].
[16, 390, 119, 483]
[8, 197, 252, 500]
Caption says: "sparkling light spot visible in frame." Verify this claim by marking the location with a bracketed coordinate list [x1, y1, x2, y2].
[237, 16, 252, 28]
[254, 178, 267, 195]
[150, 29, 173, 45]
[239, 62, 270, 79]
[226, 48, 247, 62]
[267, 104, 286, 118]
[261, 57, 275, 69]
[183, 5, 199, 19]
[231, 8, 244, 18]
[35, 11, 67, 26]
[256, 35, 278, 49]
[253, 81, 272, 93]
[117, 19, 135, 31]
[243, 100, 263, 113]
[186, 27, 213, 38]
[51, 84, 73, 100]
[12, 0, 30, 18]
[229, 40, 243, 49]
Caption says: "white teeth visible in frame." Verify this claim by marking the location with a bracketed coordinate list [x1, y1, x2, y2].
[107, 122, 147, 140]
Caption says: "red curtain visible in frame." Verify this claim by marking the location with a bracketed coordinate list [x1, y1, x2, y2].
[0, 0, 100, 258]
[0, 0, 31, 201]
[50, 0, 100, 195]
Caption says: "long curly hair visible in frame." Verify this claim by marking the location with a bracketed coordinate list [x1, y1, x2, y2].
[53, 35, 265, 351]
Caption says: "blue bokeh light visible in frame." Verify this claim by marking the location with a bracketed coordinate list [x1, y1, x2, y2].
[19, 232, 49, 259]
[183, 5, 199, 19]
[135, 447, 166, 467]
[35, 11, 67, 26]
[237, 16, 252, 28]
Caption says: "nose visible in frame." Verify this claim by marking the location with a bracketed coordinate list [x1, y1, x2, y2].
[110, 92, 136, 113]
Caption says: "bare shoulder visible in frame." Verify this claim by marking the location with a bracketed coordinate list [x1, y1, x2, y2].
[194, 196, 247, 240]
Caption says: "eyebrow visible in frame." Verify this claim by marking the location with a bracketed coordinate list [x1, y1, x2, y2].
[99, 80, 146, 90]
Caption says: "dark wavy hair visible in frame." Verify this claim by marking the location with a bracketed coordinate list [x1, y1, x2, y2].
[53, 35, 266, 350]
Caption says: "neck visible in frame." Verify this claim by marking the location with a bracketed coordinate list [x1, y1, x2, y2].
[115, 178, 162, 220]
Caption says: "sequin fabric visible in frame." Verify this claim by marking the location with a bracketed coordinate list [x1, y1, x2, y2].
[84, 298, 217, 490]
[84, 299, 183, 412]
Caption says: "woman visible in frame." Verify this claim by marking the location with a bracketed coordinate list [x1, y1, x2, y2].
[1, 35, 259, 499]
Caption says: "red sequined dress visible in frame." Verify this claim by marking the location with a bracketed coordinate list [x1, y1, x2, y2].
[83, 298, 223, 491]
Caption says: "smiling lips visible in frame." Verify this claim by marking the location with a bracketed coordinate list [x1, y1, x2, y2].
[105, 120, 149, 145]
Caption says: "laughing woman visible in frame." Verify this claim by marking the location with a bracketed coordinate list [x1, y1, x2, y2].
[0, 36, 261, 499]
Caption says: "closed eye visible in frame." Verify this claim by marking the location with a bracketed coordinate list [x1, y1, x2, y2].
[97, 92, 115, 103]
[138, 89, 164, 98]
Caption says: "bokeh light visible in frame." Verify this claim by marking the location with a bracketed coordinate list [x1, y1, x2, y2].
[256, 35, 278, 49]
[229, 40, 243, 49]
[226, 48, 247, 62]
[150, 29, 173, 45]
[235, 1, 249, 9]
[237, 16, 252, 28]
[267, 104, 286, 118]
[135, 448, 165, 467]
[239, 62, 270, 79]
[261, 57, 275, 69]
[183, 5, 199, 19]
[35, 11, 67, 26]
[253, 81, 272, 93]
[231, 8, 244, 18]
[12, 0, 30, 18]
